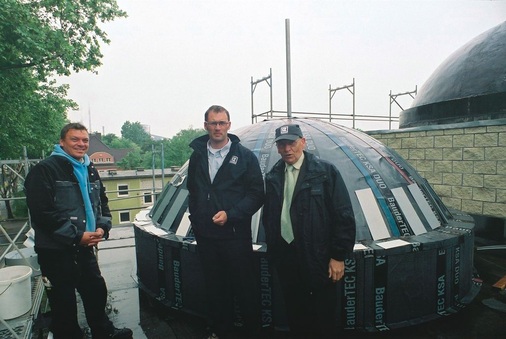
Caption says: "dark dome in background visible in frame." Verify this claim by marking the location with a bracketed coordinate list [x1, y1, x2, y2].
[400, 21, 506, 128]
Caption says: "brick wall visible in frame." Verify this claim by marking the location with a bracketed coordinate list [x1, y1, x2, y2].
[368, 120, 506, 219]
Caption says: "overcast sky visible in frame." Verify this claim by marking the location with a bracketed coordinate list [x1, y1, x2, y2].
[62, 0, 506, 138]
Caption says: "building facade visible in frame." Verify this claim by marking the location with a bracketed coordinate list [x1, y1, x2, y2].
[368, 120, 506, 221]
[100, 168, 176, 225]
[88, 133, 132, 171]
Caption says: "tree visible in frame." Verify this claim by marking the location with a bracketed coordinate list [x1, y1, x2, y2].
[0, 0, 126, 217]
[102, 133, 137, 149]
[1, 163, 21, 219]
[0, 0, 127, 77]
[0, 0, 127, 159]
[101, 133, 120, 146]
[117, 145, 144, 170]
[101, 124, 205, 170]
[164, 127, 205, 167]
[0, 69, 71, 159]
[141, 139, 164, 169]
[121, 121, 152, 151]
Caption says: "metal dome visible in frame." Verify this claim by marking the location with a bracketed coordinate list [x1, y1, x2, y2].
[134, 118, 480, 332]
[400, 21, 506, 128]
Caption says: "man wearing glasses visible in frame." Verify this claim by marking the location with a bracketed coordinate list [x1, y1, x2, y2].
[263, 124, 356, 337]
[187, 105, 265, 338]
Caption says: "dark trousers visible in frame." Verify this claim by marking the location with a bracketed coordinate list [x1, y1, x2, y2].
[196, 236, 261, 337]
[37, 247, 114, 339]
[274, 241, 338, 338]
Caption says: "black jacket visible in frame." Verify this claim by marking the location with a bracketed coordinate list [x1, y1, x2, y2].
[25, 155, 112, 250]
[263, 151, 356, 287]
[187, 133, 265, 240]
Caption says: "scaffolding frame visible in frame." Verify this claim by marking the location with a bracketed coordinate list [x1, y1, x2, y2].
[389, 86, 418, 129]
[250, 71, 414, 130]
[329, 78, 356, 128]
[251, 68, 273, 123]
[0, 153, 43, 338]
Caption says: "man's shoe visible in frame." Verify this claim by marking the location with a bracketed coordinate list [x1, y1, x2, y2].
[109, 327, 133, 338]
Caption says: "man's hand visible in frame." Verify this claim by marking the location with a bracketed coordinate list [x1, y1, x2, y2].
[80, 230, 105, 247]
[328, 258, 345, 283]
[212, 210, 228, 226]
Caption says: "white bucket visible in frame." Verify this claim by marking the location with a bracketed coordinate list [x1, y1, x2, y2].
[5, 247, 40, 276]
[0, 265, 32, 320]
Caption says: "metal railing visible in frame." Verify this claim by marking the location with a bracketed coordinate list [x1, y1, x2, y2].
[251, 71, 415, 130]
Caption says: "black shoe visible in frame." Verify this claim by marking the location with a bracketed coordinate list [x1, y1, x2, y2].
[109, 327, 133, 339]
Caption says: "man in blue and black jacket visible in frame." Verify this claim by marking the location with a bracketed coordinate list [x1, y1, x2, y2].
[187, 105, 265, 339]
[25, 123, 132, 339]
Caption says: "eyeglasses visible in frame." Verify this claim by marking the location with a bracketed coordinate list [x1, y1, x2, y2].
[276, 139, 299, 148]
[205, 121, 230, 127]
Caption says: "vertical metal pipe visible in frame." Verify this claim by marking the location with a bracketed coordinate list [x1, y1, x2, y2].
[329, 84, 332, 121]
[88, 106, 92, 133]
[285, 19, 292, 118]
[161, 142, 164, 190]
[24, 146, 33, 228]
[269, 68, 273, 118]
[352, 78, 356, 129]
[251, 76, 254, 123]
[23, 146, 29, 178]
[389, 90, 392, 130]
[151, 144, 156, 197]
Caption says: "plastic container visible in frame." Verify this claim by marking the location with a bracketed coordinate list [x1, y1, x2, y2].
[5, 247, 40, 276]
[0, 265, 33, 319]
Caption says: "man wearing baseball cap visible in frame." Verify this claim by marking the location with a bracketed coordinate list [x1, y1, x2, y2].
[263, 123, 356, 337]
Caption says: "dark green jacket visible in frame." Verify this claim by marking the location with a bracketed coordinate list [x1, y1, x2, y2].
[263, 151, 356, 288]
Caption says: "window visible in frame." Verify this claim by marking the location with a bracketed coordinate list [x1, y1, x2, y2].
[119, 211, 130, 223]
[143, 192, 153, 204]
[118, 184, 129, 197]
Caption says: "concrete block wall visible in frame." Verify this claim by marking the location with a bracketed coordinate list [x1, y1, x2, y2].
[368, 120, 506, 219]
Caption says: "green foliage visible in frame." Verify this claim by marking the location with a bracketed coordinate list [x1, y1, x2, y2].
[102, 133, 137, 149]
[101, 133, 120, 146]
[0, 69, 70, 158]
[12, 190, 27, 218]
[0, 0, 126, 159]
[121, 121, 152, 151]
[117, 146, 144, 170]
[0, 162, 26, 219]
[0, 0, 127, 77]
[164, 127, 205, 167]
[101, 124, 204, 169]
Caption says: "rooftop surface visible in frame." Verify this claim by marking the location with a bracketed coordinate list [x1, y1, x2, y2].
[1, 222, 505, 338]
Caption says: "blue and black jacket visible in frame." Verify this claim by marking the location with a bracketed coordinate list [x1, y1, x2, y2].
[25, 155, 112, 249]
[187, 133, 265, 240]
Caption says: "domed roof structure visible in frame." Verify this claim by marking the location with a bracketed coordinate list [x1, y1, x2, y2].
[400, 21, 506, 128]
[134, 118, 480, 332]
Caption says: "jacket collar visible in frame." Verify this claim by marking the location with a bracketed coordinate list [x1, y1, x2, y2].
[269, 151, 325, 178]
[190, 133, 240, 152]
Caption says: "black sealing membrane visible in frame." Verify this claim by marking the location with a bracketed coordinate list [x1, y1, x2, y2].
[134, 118, 480, 332]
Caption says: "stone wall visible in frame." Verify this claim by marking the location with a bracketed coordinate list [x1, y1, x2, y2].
[368, 119, 506, 219]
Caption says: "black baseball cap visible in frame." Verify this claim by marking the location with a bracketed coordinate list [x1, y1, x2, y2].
[274, 124, 303, 142]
